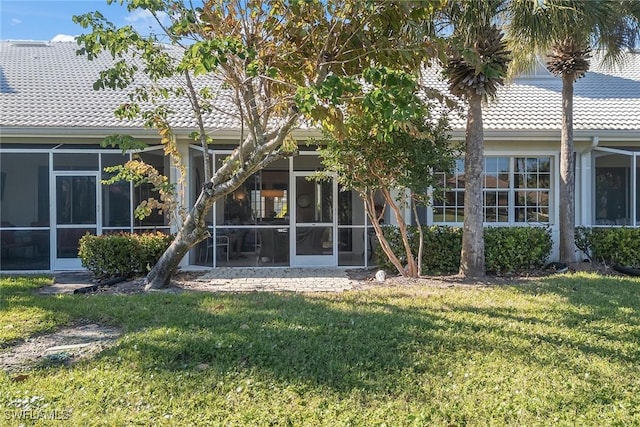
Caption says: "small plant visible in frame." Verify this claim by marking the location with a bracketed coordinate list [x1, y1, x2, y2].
[79, 232, 173, 279]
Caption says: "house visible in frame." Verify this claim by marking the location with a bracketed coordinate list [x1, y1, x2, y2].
[1, 40, 639, 272]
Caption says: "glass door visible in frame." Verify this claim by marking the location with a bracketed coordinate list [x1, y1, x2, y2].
[292, 173, 337, 267]
[54, 174, 99, 269]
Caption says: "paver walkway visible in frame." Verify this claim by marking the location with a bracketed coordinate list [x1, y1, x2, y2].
[42, 268, 370, 294]
[184, 267, 363, 293]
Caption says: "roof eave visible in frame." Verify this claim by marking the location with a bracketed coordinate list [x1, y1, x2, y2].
[0, 126, 325, 141]
[449, 128, 640, 142]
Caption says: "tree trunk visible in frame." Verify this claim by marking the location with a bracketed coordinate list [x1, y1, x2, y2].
[383, 188, 418, 277]
[364, 196, 406, 276]
[459, 93, 485, 278]
[413, 199, 424, 277]
[144, 191, 213, 290]
[559, 73, 577, 264]
[141, 108, 300, 290]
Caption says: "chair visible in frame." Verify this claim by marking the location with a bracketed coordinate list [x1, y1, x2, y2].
[258, 228, 276, 265]
[296, 228, 324, 255]
[1, 221, 36, 258]
[200, 235, 229, 263]
[258, 228, 288, 265]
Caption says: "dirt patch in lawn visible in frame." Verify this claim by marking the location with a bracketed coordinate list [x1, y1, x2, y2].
[346, 260, 630, 288]
[1, 323, 121, 374]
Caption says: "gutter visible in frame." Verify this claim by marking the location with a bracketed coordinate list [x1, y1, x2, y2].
[2, 125, 633, 144]
[0, 126, 324, 141]
[447, 129, 638, 142]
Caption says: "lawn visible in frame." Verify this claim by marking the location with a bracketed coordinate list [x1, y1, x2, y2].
[1, 273, 640, 426]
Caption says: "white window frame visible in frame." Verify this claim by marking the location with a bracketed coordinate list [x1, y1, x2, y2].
[591, 147, 640, 227]
[430, 152, 557, 227]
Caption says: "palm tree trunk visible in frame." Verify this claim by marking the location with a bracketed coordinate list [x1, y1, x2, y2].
[559, 73, 577, 264]
[459, 93, 485, 277]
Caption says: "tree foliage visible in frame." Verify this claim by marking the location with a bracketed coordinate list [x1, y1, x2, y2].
[507, 0, 640, 263]
[73, 0, 444, 288]
[314, 67, 455, 277]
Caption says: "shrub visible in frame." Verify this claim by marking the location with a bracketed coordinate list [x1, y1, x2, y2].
[375, 226, 551, 275]
[484, 227, 552, 274]
[79, 232, 173, 279]
[576, 227, 640, 268]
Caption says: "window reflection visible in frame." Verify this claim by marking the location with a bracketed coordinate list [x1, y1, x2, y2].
[594, 153, 632, 225]
[134, 151, 170, 229]
[215, 158, 290, 226]
[56, 176, 97, 225]
[103, 153, 131, 228]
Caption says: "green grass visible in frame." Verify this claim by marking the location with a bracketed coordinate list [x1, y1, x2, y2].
[2, 273, 640, 426]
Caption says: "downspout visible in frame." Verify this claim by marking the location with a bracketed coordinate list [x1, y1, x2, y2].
[579, 136, 599, 255]
[580, 136, 599, 226]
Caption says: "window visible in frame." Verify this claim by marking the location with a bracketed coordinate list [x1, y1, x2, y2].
[134, 150, 171, 230]
[484, 157, 510, 222]
[433, 159, 465, 222]
[514, 157, 551, 222]
[102, 153, 132, 229]
[593, 151, 639, 226]
[0, 153, 50, 270]
[209, 156, 291, 267]
[433, 156, 552, 224]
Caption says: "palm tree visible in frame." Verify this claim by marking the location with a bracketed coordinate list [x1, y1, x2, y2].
[440, 0, 511, 277]
[507, 0, 640, 264]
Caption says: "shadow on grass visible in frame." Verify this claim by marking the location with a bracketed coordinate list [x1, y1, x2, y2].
[518, 273, 640, 356]
[4, 273, 640, 397]
[366, 273, 640, 372]
[530, 272, 640, 308]
[515, 273, 640, 341]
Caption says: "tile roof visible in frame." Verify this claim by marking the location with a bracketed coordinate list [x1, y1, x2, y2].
[0, 40, 239, 130]
[1, 41, 639, 134]
[425, 53, 640, 132]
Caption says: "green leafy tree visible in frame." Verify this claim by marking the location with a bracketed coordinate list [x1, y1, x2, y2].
[314, 67, 455, 277]
[73, 0, 443, 289]
[440, 0, 511, 277]
[508, 0, 640, 263]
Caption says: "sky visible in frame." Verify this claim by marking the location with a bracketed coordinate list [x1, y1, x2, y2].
[0, 0, 170, 42]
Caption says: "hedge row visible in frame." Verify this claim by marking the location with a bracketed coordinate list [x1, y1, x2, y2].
[375, 226, 552, 275]
[78, 232, 173, 279]
[576, 227, 640, 268]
